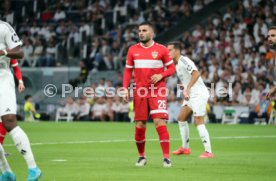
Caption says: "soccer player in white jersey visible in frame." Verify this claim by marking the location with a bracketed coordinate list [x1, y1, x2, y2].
[0, 20, 42, 180]
[167, 41, 214, 158]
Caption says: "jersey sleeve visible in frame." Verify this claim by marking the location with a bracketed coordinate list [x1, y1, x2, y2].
[125, 47, 134, 68]
[123, 47, 134, 88]
[11, 59, 23, 82]
[180, 57, 198, 74]
[3, 23, 23, 49]
[10, 59, 18, 67]
[162, 47, 174, 67]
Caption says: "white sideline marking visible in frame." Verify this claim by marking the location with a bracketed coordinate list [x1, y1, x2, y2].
[4, 135, 276, 147]
[51, 159, 67, 162]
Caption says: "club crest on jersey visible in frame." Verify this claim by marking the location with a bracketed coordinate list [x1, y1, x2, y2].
[151, 51, 158, 59]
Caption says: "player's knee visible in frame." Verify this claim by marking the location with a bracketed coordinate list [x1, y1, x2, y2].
[136, 121, 146, 128]
[153, 119, 166, 127]
[2, 115, 17, 132]
[194, 117, 204, 126]
[177, 115, 185, 121]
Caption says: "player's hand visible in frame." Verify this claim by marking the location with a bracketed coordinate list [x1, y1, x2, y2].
[266, 87, 276, 100]
[151, 74, 163, 84]
[18, 82, 25, 93]
[183, 89, 190, 100]
[121, 88, 129, 102]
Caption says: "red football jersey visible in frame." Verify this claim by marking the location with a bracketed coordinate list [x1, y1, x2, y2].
[124, 42, 174, 97]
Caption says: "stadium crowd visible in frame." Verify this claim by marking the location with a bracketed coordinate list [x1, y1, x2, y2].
[64, 0, 276, 123]
[1, 0, 276, 123]
[1, 0, 213, 69]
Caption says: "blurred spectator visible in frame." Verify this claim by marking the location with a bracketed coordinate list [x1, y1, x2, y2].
[38, 23, 50, 40]
[118, 100, 129, 122]
[53, 6, 66, 22]
[248, 92, 272, 124]
[79, 21, 91, 43]
[68, 25, 81, 57]
[30, 21, 40, 36]
[112, 96, 122, 121]
[253, 17, 268, 44]
[240, 89, 255, 107]
[97, 78, 108, 89]
[73, 96, 90, 121]
[24, 95, 40, 122]
[32, 38, 44, 67]
[21, 39, 33, 66]
[58, 96, 78, 118]
[110, 41, 123, 70]
[39, 38, 57, 66]
[88, 41, 102, 72]
[193, 0, 204, 12]
[91, 97, 107, 121]
[106, 98, 115, 121]
[103, 54, 116, 70]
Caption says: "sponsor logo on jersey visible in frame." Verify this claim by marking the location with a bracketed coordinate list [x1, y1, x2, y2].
[134, 53, 140, 56]
[151, 51, 158, 59]
[11, 33, 20, 43]
[187, 65, 192, 71]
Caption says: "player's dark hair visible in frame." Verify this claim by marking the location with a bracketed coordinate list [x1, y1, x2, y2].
[269, 26, 276, 31]
[139, 22, 155, 32]
[168, 41, 181, 50]
[25, 94, 32, 101]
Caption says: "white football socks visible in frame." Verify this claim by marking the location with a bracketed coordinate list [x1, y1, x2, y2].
[178, 121, 190, 149]
[0, 144, 12, 172]
[197, 124, 212, 153]
[9, 126, 37, 168]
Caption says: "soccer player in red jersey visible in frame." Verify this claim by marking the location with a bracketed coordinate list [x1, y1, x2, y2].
[122, 22, 176, 167]
[0, 59, 25, 144]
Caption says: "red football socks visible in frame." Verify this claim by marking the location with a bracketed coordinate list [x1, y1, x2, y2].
[156, 125, 170, 159]
[0, 122, 7, 144]
[135, 127, 146, 157]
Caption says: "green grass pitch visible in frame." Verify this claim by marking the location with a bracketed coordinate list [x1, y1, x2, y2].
[3, 122, 276, 181]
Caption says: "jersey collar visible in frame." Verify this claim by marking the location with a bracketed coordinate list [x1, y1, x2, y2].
[139, 41, 155, 48]
[175, 55, 183, 65]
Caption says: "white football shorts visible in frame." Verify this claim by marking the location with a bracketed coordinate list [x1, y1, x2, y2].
[0, 73, 17, 116]
[182, 94, 209, 116]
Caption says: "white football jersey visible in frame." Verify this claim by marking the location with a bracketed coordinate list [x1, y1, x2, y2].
[0, 20, 22, 78]
[176, 55, 209, 98]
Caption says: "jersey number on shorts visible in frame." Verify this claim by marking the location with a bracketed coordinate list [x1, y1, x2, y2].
[158, 100, 166, 109]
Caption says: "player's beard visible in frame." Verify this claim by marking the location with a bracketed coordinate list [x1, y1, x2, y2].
[139, 36, 151, 44]
[269, 41, 276, 50]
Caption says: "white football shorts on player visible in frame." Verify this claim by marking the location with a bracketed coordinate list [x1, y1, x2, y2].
[182, 94, 209, 117]
[0, 74, 17, 116]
